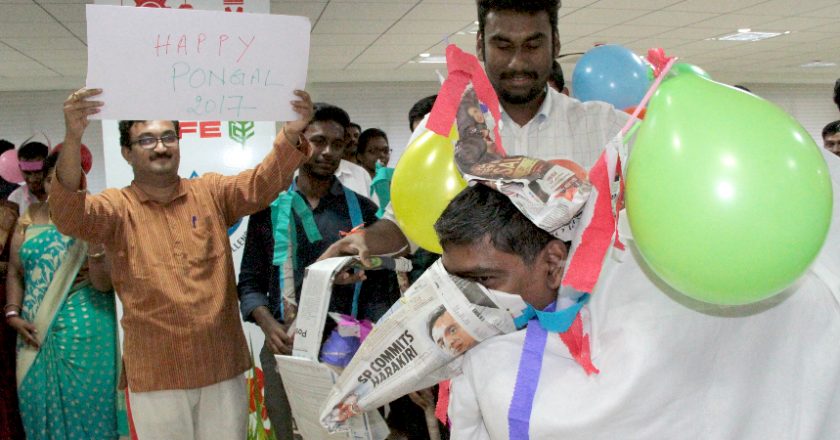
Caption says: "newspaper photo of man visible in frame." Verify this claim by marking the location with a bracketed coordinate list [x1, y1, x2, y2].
[428, 306, 478, 357]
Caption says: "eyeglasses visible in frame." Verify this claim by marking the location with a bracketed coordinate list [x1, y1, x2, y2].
[129, 134, 179, 150]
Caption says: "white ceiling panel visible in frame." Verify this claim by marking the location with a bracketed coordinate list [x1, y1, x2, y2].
[2, 36, 85, 50]
[320, 2, 415, 21]
[402, 2, 476, 21]
[313, 19, 394, 34]
[25, 49, 87, 61]
[40, 3, 86, 22]
[760, 16, 837, 31]
[560, 7, 649, 25]
[0, 4, 53, 22]
[311, 33, 380, 46]
[588, 24, 671, 39]
[632, 10, 718, 27]
[1, 0, 839, 90]
[387, 19, 470, 35]
[690, 13, 786, 30]
[0, 22, 76, 38]
[591, 0, 683, 10]
[665, 0, 767, 13]
[736, 0, 839, 16]
[374, 32, 444, 47]
[270, 1, 326, 22]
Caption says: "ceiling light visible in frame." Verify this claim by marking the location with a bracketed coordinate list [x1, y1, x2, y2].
[801, 61, 837, 68]
[419, 53, 431, 58]
[417, 55, 447, 64]
[737, 28, 751, 33]
[715, 31, 784, 42]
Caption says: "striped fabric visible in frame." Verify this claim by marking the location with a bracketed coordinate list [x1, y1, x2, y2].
[49, 136, 307, 392]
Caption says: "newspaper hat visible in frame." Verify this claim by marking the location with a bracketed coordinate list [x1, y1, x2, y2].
[451, 87, 592, 241]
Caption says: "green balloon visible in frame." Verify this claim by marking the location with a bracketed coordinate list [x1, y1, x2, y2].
[668, 62, 711, 80]
[625, 75, 832, 305]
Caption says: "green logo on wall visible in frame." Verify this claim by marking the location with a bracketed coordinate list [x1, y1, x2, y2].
[229, 121, 255, 146]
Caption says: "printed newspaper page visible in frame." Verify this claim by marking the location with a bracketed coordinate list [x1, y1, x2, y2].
[277, 256, 398, 440]
[320, 260, 529, 433]
[453, 86, 592, 241]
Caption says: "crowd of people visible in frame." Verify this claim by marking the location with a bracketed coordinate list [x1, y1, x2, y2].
[2, 0, 840, 440]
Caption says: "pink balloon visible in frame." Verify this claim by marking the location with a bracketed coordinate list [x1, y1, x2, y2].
[0, 150, 23, 184]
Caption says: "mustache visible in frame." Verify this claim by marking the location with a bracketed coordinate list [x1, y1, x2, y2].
[500, 70, 538, 80]
[149, 153, 173, 160]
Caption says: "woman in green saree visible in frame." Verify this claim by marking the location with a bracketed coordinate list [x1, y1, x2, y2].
[5, 153, 118, 440]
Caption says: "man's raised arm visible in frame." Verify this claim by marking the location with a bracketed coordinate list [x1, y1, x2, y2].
[57, 88, 102, 192]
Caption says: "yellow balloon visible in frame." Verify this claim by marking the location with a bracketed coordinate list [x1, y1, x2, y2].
[391, 129, 467, 253]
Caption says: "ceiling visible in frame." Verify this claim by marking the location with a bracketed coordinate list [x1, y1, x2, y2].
[1, 0, 839, 92]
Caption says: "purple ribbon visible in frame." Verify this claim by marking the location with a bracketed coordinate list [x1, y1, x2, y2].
[508, 301, 560, 440]
[508, 318, 548, 439]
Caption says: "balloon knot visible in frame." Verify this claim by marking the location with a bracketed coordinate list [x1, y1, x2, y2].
[647, 48, 674, 78]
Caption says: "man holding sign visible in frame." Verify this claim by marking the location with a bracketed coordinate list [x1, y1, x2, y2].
[49, 87, 313, 439]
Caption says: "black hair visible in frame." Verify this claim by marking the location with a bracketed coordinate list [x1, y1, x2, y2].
[0, 140, 14, 155]
[549, 60, 565, 91]
[357, 128, 388, 154]
[349, 122, 361, 132]
[477, 0, 560, 47]
[823, 120, 840, 139]
[311, 103, 351, 131]
[434, 184, 555, 264]
[17, 142, 49, 161]
[834, 79, 839, 113]
[427, 306, 447, 341]
[43, 151, 60, 175]
[118, 120, 180, 148]
[408, 95, 437, 131]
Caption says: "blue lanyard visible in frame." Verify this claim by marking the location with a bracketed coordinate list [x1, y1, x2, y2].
[269, 180, 365, 319]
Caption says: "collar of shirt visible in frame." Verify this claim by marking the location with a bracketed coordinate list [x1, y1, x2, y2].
[499, 86, 554, 131]
[294, 175, 344, 202]
[129, 179, 188, 204]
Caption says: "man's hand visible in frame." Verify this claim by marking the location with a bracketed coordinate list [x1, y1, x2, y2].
[281, 90, 314, 152]
[7, 317, 39, 349]
[319, 233, 372, 266]
[261, 318, 293, 355]
[63, 88, 103, 143]
[252, 305, 292, 355]
[333, 269, 366, 285]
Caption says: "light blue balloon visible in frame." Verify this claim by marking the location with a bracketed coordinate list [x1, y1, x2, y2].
[572, 44, 651, 110]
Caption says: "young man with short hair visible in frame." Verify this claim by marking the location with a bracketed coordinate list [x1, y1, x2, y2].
[237, 103, 399, 439]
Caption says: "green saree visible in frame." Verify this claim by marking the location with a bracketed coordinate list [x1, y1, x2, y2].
[16, 224, 119, 440]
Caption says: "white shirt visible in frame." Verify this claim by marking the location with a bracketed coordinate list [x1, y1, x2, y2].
[335, 159, 377, 206]
[383, 88, 629, 233]
[497, 87, 628, 169]
[448, 150, 840, 439]
[8, 184, 37, 215]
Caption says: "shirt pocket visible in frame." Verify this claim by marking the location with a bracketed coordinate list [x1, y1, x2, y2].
[187, 214, 225, 265]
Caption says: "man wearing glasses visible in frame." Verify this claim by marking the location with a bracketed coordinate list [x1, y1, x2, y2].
[48, 87, 313, 440]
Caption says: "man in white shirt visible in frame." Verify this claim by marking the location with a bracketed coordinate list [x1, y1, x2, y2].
[321, 0, 628, 261]
[432, 158, 840, 438]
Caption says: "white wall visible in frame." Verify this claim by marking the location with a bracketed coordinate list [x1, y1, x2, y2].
[0, 81, 836, 194]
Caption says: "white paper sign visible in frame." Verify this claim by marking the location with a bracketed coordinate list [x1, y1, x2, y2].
[86, 4, 310, 122]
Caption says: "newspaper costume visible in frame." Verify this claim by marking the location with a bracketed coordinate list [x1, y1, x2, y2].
[320, 46, 604, 434]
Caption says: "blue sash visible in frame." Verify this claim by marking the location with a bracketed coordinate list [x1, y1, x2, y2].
[270, 181, 365, 319]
